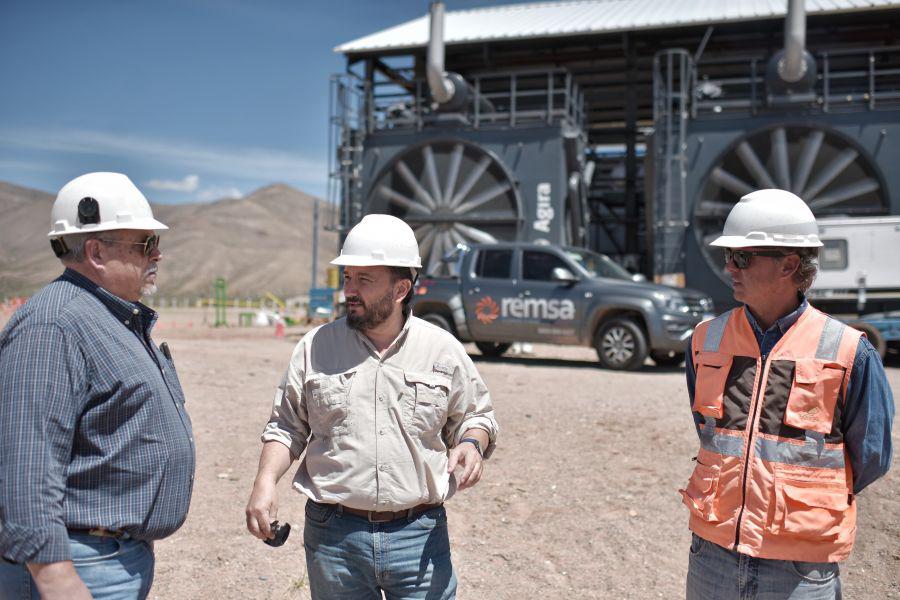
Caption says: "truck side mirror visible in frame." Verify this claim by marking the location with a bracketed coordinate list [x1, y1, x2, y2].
[551, 267, 579, 285]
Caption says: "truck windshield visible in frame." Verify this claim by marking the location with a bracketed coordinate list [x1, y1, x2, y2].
[564, 248, 633, 281]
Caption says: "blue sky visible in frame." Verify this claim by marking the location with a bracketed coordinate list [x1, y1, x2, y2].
[0, 0, 509, 203]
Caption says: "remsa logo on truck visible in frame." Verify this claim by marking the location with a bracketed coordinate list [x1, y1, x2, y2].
[475, 296, 500, 324]
[474, 295, 576, 322]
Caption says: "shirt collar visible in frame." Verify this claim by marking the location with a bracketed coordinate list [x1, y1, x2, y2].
[60, 268, 158, 334]
[743, 293, 808, 338]
[349, 309, 414, 357]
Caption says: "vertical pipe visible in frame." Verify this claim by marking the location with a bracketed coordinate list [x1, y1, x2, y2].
[474, 77, 480, 128]
[427, 1, 455, 104]
[312, 198, 319, 290]
[678, 51, 688, 225]
[510, 73, 517, 127]
[623, 32, 638, 256]
[751, 59, 757, 115]
[547, 72, 553, 124]
[664, 51, 673, 223]
[780, 0, 807, 83]
[364, 59, 374, 135]
[869, 52, 876, 110]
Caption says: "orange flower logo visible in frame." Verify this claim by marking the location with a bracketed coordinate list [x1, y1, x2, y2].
[475, 296, 500, 324]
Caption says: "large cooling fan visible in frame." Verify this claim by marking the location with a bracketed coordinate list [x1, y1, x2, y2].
[694, 123, 888, 283]
[366, 139, 522, 276]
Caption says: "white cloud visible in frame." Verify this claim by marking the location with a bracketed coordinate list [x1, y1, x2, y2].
[0, 128, 328, 192]
[197, 186, 243, 202]
[145, 174, 200, 192]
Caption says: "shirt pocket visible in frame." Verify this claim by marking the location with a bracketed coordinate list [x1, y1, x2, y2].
[306, 370, 355, 437]
[679, 457, 722, 523]
[692, 352, 733, 419]
[769, 477, 849, 539]
[783, 359, 845, 434]
[402, 371, 450, 437]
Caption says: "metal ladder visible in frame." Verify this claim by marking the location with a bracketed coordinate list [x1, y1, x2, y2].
[652, 48, 693, 286]
[327, 74, 366, 233]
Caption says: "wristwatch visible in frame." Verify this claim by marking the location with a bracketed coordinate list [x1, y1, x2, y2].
[460, 437, 483, 457]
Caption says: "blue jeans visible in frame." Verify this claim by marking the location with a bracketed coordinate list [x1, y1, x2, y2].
[303, 501, 457, 600]
[0, 532, 154, 600]
[686, 534, 842, 600]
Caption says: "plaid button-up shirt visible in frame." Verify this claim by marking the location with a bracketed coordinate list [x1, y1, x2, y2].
[0, 269, 195, 563]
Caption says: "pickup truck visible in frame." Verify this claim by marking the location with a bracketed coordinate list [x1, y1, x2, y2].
[410, 242, 715, 370]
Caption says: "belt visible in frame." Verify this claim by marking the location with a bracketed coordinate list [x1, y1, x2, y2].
[337, 502, 443, 523]
[68, 528, 129, 539]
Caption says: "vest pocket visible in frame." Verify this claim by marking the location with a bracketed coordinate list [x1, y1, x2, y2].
[692, 352, 733, 419]
[771, 479, 849, 538]
[680, 460, 721, 522]
[783, 359, 845, 434]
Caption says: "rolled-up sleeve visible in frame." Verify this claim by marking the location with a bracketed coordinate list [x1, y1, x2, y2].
[842, 337, 895, 494]
[0, 323, 85, 563]
[446, 352, 499, 458]
[260, 340, 310, 459]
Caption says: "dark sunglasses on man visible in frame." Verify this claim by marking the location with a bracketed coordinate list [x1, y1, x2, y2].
[98, 234, 160, 256]
[724, 247, 795, 270]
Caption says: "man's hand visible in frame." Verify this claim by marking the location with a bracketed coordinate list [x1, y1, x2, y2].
[447, 442, 483, 490]
[27, 561, 92, 599]
[245, 441, 295, 541]
[245, 479, 278, 541]
[447, 429, 489, 490]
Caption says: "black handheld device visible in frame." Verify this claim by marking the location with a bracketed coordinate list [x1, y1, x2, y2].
[263, 521, 291, 547]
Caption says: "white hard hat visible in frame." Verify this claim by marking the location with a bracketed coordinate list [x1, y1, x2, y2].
[331, 214, 422, 269]
[48, 172, 168, 238]
[709, 189, 822, 248]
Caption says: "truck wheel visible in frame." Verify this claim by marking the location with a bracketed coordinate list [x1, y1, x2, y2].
[594, 318, 648, 371]
[848, 321, 887, 359]
[651, 351, 685, 367]
[475, 341, 512, 357]
[421, 313, 454, 335]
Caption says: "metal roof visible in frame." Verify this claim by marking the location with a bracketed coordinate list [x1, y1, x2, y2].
[335, 0, 900, 54]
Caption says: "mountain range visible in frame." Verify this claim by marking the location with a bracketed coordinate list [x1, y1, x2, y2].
[0, 181, 339, 299]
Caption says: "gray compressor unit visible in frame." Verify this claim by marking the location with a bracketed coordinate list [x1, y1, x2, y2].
[684, 114, 900, 308]
[652, 0, 900, 309]
[330, 3, 589, 276]
[358, 122, 588, 276]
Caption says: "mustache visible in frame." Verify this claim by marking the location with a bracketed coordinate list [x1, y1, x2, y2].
[144, 265, 158, 277]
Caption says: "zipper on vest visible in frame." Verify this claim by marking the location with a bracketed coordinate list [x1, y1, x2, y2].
[733, 352, 767, 551]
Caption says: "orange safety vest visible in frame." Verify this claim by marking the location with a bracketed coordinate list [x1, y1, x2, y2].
[680, 305, 862, 562]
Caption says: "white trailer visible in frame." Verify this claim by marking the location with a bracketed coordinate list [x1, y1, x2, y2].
[811, 216, 900, 297]
[808, 216, 900, 356]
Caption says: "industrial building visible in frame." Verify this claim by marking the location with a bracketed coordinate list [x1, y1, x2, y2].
[327, 0, 900, 309]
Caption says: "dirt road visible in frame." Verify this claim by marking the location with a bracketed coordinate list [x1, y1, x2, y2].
[147, 318, 899, 599]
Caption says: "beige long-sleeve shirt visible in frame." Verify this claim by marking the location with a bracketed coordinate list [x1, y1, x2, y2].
[261, 315, 499, 511]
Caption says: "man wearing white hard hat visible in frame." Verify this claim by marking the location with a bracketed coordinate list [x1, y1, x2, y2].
[0, 173, 195, 599]
[246, 214, 498, 599]
[680, 189, 893, 599]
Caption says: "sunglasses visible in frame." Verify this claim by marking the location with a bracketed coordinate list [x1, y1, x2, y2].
[724, 248, 794, 269]
[99, 234, 160, 256]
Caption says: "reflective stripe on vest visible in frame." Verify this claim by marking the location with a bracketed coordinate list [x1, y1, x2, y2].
[702, 310, 732, 353]
[681, 306, 861, 563]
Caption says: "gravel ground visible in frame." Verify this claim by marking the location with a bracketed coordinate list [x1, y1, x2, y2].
[137, 312, 900, 599]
